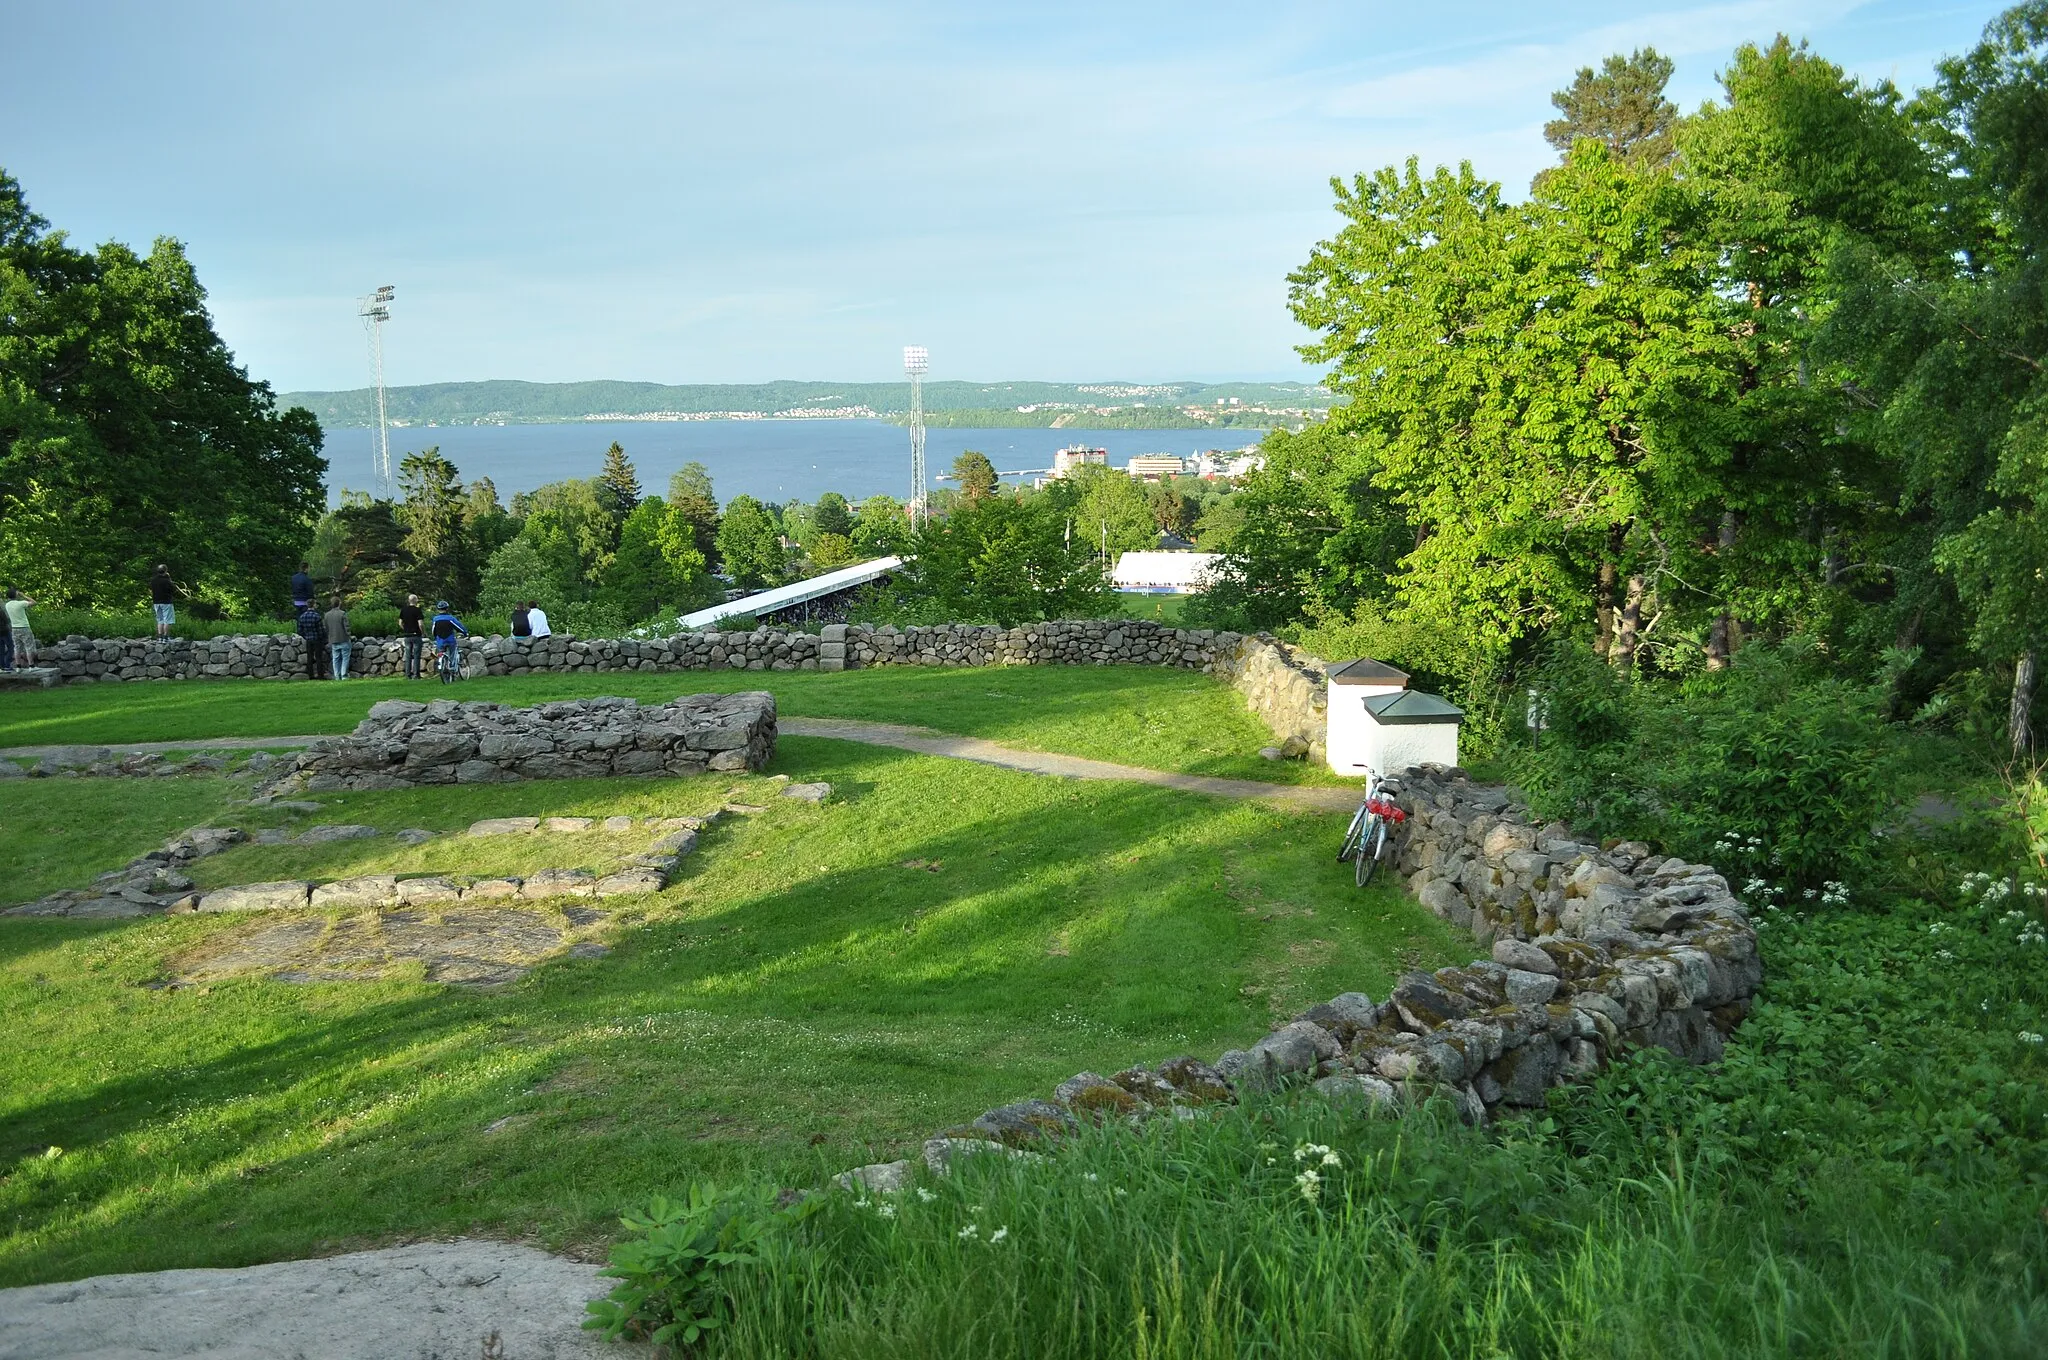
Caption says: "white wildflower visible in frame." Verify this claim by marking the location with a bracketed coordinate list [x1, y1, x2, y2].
[958, 1224, 979, 1241]
[1321, 1150, 1342, 1168]
[989, 1227, 1009, 1244]
[915, 1187, 937, 1203]
[1083, 1173, 1099, 1182]
[1295, 1168, 1322, 1202]
[2019, 1032, 2045, 1045]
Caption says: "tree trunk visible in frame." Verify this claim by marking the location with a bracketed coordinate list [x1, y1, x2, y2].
[2012, 650, 2039, 761]
[1707, 511, 1740, 670]
[1613, 574, 1647, 677]
[1595, 559, 1618, 658]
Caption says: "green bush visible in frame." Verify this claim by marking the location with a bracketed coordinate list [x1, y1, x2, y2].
[1515, 644, 1900, 891]
[585, 1185, 813, 1352]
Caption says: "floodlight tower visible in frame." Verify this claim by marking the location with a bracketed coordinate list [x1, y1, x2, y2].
[358, 285, 396, 498]
[903, 345, 929, 526]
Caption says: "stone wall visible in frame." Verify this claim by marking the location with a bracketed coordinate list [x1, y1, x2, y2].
[260, 692, 777, 795]
[36, 623, 1332, 752]
[833, 765, 1761, 1189]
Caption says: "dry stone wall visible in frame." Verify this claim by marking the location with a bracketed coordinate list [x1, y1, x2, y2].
[260, 692, 777, 795]
[833, 765, 1761, 1190]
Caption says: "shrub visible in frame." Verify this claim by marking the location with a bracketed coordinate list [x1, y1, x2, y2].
[585, 1185, 812, 1352]
[1515, 643, 1900, 891]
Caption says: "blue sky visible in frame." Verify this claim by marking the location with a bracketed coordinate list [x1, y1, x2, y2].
[1, 1, 2014, 391]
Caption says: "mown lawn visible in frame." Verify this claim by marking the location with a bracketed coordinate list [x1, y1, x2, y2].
[0, 734, 1464, 1286]
[0, 663, 1344, 786]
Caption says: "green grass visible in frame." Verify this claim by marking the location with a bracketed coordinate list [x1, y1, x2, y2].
[0, 735, 1464, 1285]
[0, 664, 1346, 785]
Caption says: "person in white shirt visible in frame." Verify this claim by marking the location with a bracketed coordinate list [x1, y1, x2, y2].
[526, 600, 552, 638]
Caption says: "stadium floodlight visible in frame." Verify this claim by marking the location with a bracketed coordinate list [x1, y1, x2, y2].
[357, 285, 397, 498]
[904, 345, 929, 525]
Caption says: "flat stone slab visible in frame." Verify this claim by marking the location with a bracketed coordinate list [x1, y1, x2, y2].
[0, 1239, 610, 1359]
[782, 781, 832, 803]
[543, 816, 595, 832]
[171, 905, 589, 986]
[293, 824, 381, 845]
[468, 817, 540, 837]
[196, 881, 311, 913]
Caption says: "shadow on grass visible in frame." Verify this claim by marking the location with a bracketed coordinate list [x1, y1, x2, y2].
[1, 737, 1463, 1284]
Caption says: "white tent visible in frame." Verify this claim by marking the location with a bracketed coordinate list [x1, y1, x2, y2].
[1112, 551, 1219, 594]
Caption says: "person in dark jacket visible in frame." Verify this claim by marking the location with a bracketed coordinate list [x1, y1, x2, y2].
[296, 603, 325, 679]
[430, 601, 469, 677]
[399, 594, 425, 679]
[290, 562, 314, 611]
[150, 565, 178, 637]
[510, 602, 532, 638]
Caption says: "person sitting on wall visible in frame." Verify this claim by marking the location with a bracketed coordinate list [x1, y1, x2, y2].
[526, 600, 552, 639]
[510, 601, 532, 639]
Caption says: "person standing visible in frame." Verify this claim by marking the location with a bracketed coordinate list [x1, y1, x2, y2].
[510, 601, 532, 639]
[399, 594, 425, 679]
[0, 591, 12, 673]
[4, 590, 35, 668]
[150, 564, 178, 637]
[290, 562, 314, 611]
[296, 601, 326, 679]
[323, 596, 352, 680]
[526, 600, 552, 639]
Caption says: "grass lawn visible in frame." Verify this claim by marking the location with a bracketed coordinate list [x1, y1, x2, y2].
[0, 664, 1345, 786]
[0, 734, 1465, 1286]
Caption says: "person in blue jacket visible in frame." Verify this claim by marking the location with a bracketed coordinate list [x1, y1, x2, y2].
[430, 601, 469, 677]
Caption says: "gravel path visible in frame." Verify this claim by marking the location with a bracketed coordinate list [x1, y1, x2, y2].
[0, 1240, 616, 1359]
[1, 721, 1355, 810]
[778, 716, 1357, 811]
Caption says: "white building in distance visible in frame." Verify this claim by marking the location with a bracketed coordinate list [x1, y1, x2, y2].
[1125, 454, 1185, 481]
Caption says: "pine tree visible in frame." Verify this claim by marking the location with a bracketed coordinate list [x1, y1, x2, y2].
[597, 442, 641, 520]
[952, 451, 998, 503]
[1542, 48, 1679, 170]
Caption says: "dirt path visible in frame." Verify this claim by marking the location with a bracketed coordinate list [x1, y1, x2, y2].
[0, 1240, 613, 1359]
[778, 716, 1357, 811]
[0, 721, 1357, 812]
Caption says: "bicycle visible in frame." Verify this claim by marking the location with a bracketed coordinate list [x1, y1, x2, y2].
[435, 640, 461, 684]
[1337, 772, 1408, 888]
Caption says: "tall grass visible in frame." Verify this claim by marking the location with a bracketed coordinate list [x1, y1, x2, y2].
[713, 1098, 2043, 1359]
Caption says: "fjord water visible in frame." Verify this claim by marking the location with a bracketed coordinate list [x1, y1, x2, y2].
[323, 419, 1266, 504]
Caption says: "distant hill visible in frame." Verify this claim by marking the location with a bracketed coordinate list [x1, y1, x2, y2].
[277, 378, 1332, 429]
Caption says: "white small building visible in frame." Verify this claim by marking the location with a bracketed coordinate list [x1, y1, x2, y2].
[1323, 657, 1462, 777]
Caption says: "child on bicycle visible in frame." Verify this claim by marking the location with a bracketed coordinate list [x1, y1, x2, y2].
[430, 601, 469, 677]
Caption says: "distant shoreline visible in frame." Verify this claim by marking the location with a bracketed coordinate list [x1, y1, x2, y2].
[280, 377, 1331, 432]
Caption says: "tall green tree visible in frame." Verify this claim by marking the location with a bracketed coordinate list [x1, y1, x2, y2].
[513, 479, 617, 594]
[813, 490, 853, 537]
[715, 494, 786, 589]
[396, 447, 477, 607]
[1542, 48, 1679, 170]
[600, 495, 713, 619]
[0, 169, 327, 613]
[596, 441, 641, 523]
[1830, 2, 2048, 752]
[903, 494, 1111, 625]
[306, 495, 407, 605]
[1060, 467, 1156, 557]
[951, 450, 998, 504]
[850, 495, 910, 556]
[667, 461, 721, 567]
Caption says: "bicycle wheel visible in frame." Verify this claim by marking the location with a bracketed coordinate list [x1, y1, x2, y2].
[1337, 804, 1369, 863]
[1355, 817, 1385, 887]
